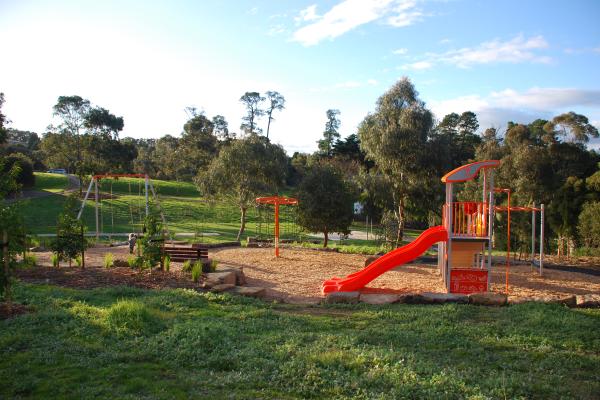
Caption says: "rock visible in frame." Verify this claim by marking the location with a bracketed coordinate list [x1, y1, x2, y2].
[576, 294, 600, 308]
[469, 292, 507, 306]
[421, 292, 469, 304]
[201, 279, 220, 289]
[215, 265, 246, 285]
[508, 296, 529, 305]
[204, 271, 236, 286]
[228, 286, 266, 299]
[210, 283, 236, 293]
[364, 255, 382, 267]
[359, 294, 400, 305]
[509, 295, 577, 307]
[325, 291, 360, 304]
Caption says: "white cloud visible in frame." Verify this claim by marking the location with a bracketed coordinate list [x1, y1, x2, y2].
[392, 48, 408, 55]
[367, 79, 378, 85]
[407, 34, 551, 69]
[401, 60, 432, 70]
[292, 0, 425, 46]
[248, 7, 258, 15]
[295, 4, 320, 24]
[429, 87, 600, 133]
[439, 38, 451, 44]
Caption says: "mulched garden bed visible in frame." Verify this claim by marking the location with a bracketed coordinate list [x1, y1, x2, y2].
[0, 302, 32, 320]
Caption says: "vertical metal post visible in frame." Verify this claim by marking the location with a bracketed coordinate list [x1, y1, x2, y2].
[94, 178, 99, 240]
[275, 202, 280, 257]
[77, 178, 95, 220]
[487, 172, 494, 290]
[531, 202, 536, 263]
[540, 204, 545, 276]
[506, 190, 511, 294]
[366, 215, 369, 240]
[445, 183, 453, 292]
[145, 175, 149, 217]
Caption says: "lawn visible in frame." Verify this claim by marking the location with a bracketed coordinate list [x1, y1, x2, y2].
[32, 172, 68, 193]
[1, 283, 599, 399]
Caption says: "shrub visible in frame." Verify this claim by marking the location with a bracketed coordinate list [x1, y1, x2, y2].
[51, 253, 60, 268]
[3, 152, 35, 188]
[104, 253, 114, 269]
[74, 255, 83, 268]
[191, 262, 201, 283]
[578, 202, 600, 249]
[127, 255, 142, 269]
[164, 255, 171, 272]
[182, 260, 192, 272]
[21, 253, 37, 268]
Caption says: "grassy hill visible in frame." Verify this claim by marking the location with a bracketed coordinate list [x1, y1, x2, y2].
[21, 173, 387, 252]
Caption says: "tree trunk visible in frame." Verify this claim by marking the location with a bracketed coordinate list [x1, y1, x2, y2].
[395, 198, 405, 248]
[266, 116, 272, 139]
[323, 230, 328, 248]
[3, 230, 11, 309]
[236, 207, 247, 242]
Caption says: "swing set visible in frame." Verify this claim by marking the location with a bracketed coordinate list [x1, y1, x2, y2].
[76, 174, 167, 240]
[255, 196, 299, 257]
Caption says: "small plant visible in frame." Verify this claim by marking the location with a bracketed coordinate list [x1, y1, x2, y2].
[191, 262, 201, 283]
[21, 253, 37, 268]
[164, 255, 171, 272]
[127, 255, 138, 269]
[104, 253, 114, 269]
[51, 253, 60, 268]
[182, 260, 192, 272]
[74, 255, 83, 268]
[210, 259, 218, 272]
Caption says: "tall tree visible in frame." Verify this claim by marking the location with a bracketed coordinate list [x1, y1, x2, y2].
[212, 115, 233, 141]
[178, 114, 218, 180]
[239, 92, 265, 135]
[84, 107, 124, 139]
[317, 109, 341, 156]
[544, 111, 599, 143]
[264, 91, 285, 139]
[358, 78, 434, 246]
[195, 135, 287, 240]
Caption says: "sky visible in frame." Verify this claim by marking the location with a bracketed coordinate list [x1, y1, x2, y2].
[1, 0, 600, 153]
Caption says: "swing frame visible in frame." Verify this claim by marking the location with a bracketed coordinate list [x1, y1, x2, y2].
[77, 173, 168, 239]
[255, 196, 298, 257]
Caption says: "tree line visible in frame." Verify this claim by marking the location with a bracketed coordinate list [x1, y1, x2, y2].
[1, 79, 599, 254]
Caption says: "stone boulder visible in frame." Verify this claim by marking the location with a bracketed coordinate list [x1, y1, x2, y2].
[469, 292, 507, 306]
[421, 292, 469, 304]
[359, 294, 400, 305]
[215, 265, 246, 285]
[325, 291, 360, 304]
[205, 271, 237, 286]
[228, 286, 266, 299]
[576, 294, 600, 308]
[210, 283, 236, 293]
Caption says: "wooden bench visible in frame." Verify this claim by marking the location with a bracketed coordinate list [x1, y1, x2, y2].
[163, 245, 208, 263]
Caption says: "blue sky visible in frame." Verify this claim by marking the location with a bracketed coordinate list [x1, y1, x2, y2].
[1, 0, 599, 152]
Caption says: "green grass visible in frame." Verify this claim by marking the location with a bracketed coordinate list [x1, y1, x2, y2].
[33, 172, 69, 193]
[1, 283, 599, 399]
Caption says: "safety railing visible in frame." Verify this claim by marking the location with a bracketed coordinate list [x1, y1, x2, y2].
[443, 202, 489, 238]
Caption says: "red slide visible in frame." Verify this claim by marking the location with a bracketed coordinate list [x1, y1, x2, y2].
[321, 226, 448, 294]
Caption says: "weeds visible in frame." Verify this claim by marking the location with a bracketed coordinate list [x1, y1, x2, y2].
[21, 253, 37, 268]
[164, 255, 171, 272]
[51, 253, 59, 268]
[191, 262, 201, 282]
[182, 260, 192, 272]
[104, 253, 114, 269]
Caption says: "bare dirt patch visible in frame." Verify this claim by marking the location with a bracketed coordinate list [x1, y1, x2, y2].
[213, 247, 600, 303]
[18, 245, 198, 290]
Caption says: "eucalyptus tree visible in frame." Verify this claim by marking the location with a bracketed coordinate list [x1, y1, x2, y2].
[317, 109, 341, 157]
[195, 135, 287, 241]
[239, 92, 265, 135]
[358, 78, 434, 246]
[264, 91, 285, 139]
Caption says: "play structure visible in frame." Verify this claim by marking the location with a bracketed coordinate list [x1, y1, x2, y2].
[255, 196, 298, 257]
[322, 160, 545, 295]
[77, 174, 167, 239]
